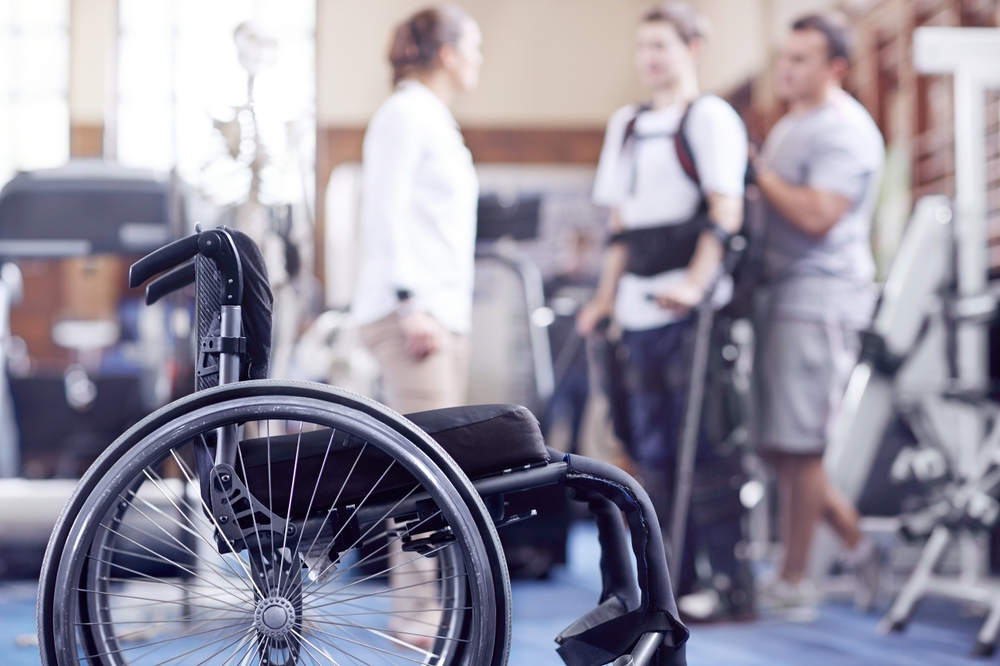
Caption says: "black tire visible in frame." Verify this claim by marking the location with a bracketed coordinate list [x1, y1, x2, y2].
[38, 380, 512, 666]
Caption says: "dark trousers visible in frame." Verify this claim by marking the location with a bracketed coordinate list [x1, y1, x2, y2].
[622, 320, 745, 599]
[541, 364, 589, 454]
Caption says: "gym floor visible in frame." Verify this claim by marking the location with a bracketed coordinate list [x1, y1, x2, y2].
[0, 522, 988, 666]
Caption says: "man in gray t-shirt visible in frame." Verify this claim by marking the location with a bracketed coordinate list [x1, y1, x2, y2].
[760, 86, 883, 327]
[752, 14, 884, 609]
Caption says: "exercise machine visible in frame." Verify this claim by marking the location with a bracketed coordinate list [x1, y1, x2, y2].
[824, 27, 1000, 656]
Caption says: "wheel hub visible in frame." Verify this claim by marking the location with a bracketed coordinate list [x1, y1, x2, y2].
[254, 596, 297, 639]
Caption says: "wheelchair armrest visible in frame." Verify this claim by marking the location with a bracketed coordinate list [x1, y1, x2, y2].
[557, 452, 689, 666]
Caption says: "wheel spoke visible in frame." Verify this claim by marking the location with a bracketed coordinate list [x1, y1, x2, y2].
[295, 624, 436, 665]
[306, 542, 451, 606]
[300, 441, 367, 572]
[303, 481, 421, 593]
[305, 453, 406, 589]
[75, 586, 254, 616]
[308, 616, 466, 644]
[275, 421, 304, 596]
[307, 569, 463, 611]
[296, 630, 377, 666]
[140, 466, 263, 587]
[294, 634, 346, 665]
[150, 450, 259, 592]
[170, 447, 267, 598]
[85, 551, 249, 614]
[104, 493, 256, 604]
[79, 619, 251, 662]
[165, 626, 257, 666]
[309, 508, 443, 595]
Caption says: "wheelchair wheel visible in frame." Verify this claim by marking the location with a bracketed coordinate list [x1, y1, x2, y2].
[38, 380, 511, 666]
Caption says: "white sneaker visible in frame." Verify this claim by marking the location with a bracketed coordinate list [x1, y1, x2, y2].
[677, 589, 720, 621]
[760, 578, 820, 622]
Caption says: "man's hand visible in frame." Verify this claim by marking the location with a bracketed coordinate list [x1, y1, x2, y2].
[653, 279, 705, 315]
[399, 311, 445, 360]
[576, 299, 614, 337]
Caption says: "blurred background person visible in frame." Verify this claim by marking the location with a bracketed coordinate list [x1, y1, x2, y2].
[354, 5, 482, 413]
[577, 1, 752, 621]
[351, 4, 483, 648]
[752, 13, 884, 612]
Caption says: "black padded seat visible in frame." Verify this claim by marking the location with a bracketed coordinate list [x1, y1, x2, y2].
[235, 404, 549, 519]
[404, 403, 550, 477]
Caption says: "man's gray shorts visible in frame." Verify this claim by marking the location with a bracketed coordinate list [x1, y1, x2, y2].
[753, 317, 861, 456]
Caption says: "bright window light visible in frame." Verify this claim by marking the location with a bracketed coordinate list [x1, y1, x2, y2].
[0, 0, 70, 186]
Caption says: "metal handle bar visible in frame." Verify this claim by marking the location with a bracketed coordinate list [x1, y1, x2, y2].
[129, 229, 243, 306]
[129, 234, 200, 289]
[144, 260, 195, 305]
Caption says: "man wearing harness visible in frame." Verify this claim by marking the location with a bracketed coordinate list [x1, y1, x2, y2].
[577, 2, 752, 621]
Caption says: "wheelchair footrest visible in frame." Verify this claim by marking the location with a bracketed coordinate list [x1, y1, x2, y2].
[556, 595, 629, 644]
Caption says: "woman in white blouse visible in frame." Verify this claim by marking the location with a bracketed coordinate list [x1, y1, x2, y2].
[354, 5, 482, 415]
[352, 5, 482, 649]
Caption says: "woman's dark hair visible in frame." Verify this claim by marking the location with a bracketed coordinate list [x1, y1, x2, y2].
[792, 13, 852, 66]
[389, 5, 471, 85]
[641, 2, 711, 45]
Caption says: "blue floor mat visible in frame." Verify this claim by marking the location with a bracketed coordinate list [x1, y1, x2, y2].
[509, 522, 990, 666]
[5, 522, 993, 665]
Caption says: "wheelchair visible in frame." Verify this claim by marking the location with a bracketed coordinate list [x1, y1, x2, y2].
[36, 228, 688, 666]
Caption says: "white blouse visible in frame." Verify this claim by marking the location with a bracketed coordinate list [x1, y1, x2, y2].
[352, 80, 479, 334]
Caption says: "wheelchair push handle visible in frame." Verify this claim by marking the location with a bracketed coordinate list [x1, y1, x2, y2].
[144, 261, 195, 305]
[129, 233, 200, 289]
[129, 229, 243, 306]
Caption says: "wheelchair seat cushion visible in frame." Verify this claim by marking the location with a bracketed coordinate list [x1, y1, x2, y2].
[404, 403, 550, 477]
[233, 404, 549, 519]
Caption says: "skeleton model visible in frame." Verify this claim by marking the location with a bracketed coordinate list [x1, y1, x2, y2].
[205, 20, 315, 378]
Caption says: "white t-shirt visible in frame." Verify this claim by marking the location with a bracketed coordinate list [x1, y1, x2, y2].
[353, 80, 479, 333]
[593, 95, 748, 331]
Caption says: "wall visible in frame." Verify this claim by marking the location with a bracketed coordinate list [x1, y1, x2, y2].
[315, 1, 844, 166]
[695, 0, 771, 94]
[317, 0, 651, 128]
[69, 0, 115, 157]
[317, 0, 839, 130]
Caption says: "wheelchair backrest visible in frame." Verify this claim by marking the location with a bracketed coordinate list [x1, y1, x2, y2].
[130, 227, 274, 391]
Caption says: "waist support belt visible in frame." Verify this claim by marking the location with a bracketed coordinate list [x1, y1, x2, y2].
[612, 213, 709, 278]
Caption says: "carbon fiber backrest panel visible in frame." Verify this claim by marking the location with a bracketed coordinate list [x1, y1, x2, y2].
[196, 253, 222, 392]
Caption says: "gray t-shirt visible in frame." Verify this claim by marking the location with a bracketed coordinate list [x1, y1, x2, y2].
[760, 91, 884, 326]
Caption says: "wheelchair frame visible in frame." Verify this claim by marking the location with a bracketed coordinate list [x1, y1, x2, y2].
[37, 228, 687, 666]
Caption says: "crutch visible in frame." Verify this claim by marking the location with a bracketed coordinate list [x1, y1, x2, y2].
[668, 235, 747, 579]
